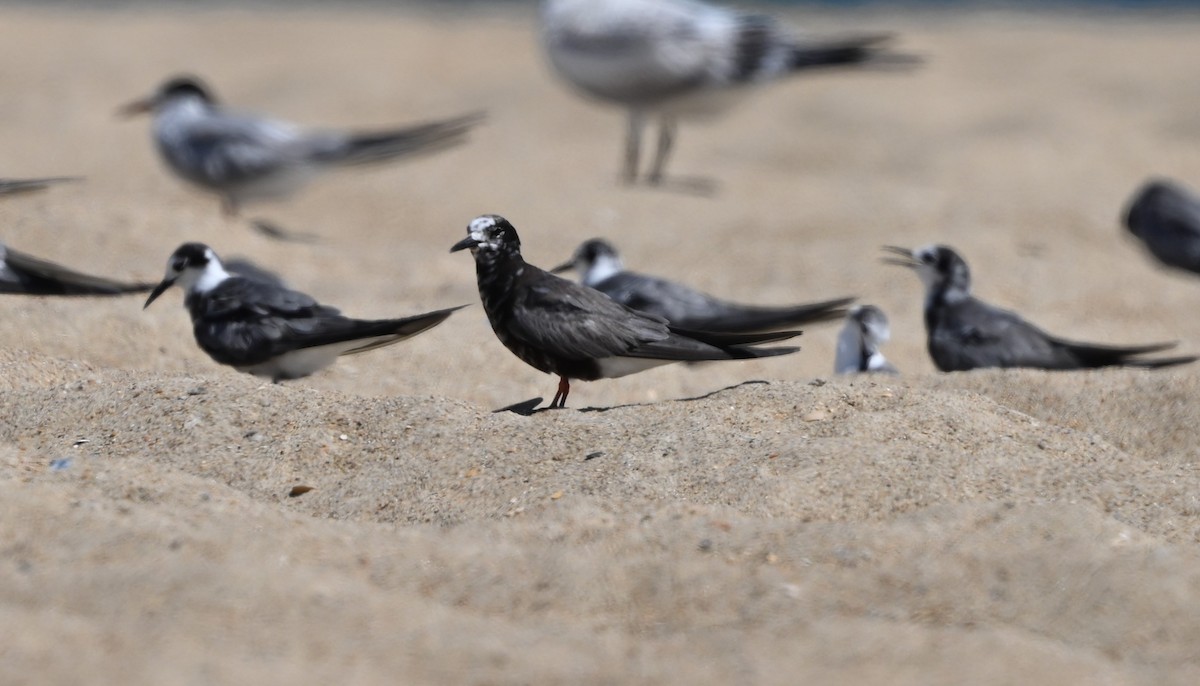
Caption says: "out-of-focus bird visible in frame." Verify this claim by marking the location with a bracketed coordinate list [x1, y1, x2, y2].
[1123, 177, 1200, 276]
[121, 75, 484, 215]
[540, 0, 913, 187]
[834, 304, 897, 374]
[0, 177, 82, 197]
[551, 237, 853, 331]
[884, 244, 1195, 372]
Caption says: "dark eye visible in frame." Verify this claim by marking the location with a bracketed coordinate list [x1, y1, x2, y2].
[172, 258, 187, 271]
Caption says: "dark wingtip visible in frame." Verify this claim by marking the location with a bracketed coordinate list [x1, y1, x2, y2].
[1129, 354, 1198, 370]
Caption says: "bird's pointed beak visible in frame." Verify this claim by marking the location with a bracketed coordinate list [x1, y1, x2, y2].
[880, 245, 918, 268]
[143, 277, 175, 309]
[548, 258, 575, 274]
[117, 96, 154, 119]
[450, 236, 480, 253]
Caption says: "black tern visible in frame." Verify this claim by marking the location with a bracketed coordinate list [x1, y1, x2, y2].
[0, 243, 153, 296]
[121, 75, 484, 215]
[834, 304, 897, 375]
[0, 176, 82, 197]
[1123, 177, 1200, 276]
[540, 0, 912, 186]
[551, 237, 853, 332]
[451, 215, 800, 408]
[884, 244, 1196, 372]
[144, 242, 463, 381]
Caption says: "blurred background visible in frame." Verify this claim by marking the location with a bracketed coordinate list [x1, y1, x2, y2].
[1, 0, 1198, 406]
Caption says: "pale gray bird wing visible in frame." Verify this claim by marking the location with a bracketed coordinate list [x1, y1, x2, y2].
[595, 271, 728, 322]
[597, 271, 852, 331]
[171, 112, 312, 186]
[543, 0, 738, 103]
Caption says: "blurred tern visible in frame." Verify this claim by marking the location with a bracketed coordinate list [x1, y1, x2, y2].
[884, 244, 1195, 372]
[452, 215, 800, 409]
[834, 304, 897, 374]
[540, 0, 912, 186]
[551, 237, 853, 331]
[1, 242, 152, 296]
[1123, 177, 1200, 276]
[121, 75, 484, 215]
[144, 242, 463, 381]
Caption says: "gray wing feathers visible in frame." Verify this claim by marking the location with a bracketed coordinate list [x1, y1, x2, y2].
[316, 112, 485, 167]
[512, 281, 673, 360]
[934, 299, 1194, 370]
[599, 272, 851, 331]
[170, 115, 305, 185]
[1, 247, 152, 295]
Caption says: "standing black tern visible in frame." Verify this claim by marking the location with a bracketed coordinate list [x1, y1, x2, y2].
[0, 177, 82, 197]
[1123, 177, 1200, 276]
[834, 304, 897, 375]
[144, 242, 464, 381]
[451, 215, 800, 409]
[1, 243, 153, 296]
[551, 237, 853, 331]
[121, 76, 484, 215]
[884, 244, 1196, 372]
[540, 0, 911, 186]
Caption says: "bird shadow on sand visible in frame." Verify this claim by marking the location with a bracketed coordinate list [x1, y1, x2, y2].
[628, 175, 719, 198]
[249, 218, 322, 244]
[491, 380, 770, 416]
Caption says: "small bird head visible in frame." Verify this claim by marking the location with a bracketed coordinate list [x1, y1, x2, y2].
[882, 244, 971, 301]
[549, 238, 623, 281]
[850, 304, 891, 345]
[451, 215, 521, 257]
[1123, 178, 1189, 240]
[119, 75, 216, 117]
[144, 242, 224, 309]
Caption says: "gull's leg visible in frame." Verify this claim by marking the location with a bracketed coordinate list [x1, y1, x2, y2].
[550, 376, 571, 409]
[623, 110, 645, 185]
[646, 116, 676, 185]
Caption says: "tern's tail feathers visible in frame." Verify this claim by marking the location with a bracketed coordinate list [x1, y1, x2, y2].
[1056, 338, 1197, 369]
[338, 305, 467, 356]
[721, 344, 801, 360]
[2, 248, 154, 296]
[0, 176, 82, 197]
[682, 296, 856, 333]
[625, 327, 801, 362]
[332, 112, 485, 167]
[670, 327, 802, 348]
[789, 34, 919, 72]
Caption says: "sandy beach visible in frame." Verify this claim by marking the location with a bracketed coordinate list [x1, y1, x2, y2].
[3, 4, 1200, 683]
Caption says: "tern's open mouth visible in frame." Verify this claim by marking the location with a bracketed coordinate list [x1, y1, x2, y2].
[880, 245, 919, 269]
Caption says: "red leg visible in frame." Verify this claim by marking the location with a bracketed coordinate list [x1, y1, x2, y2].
[550, 376, 570, 409]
